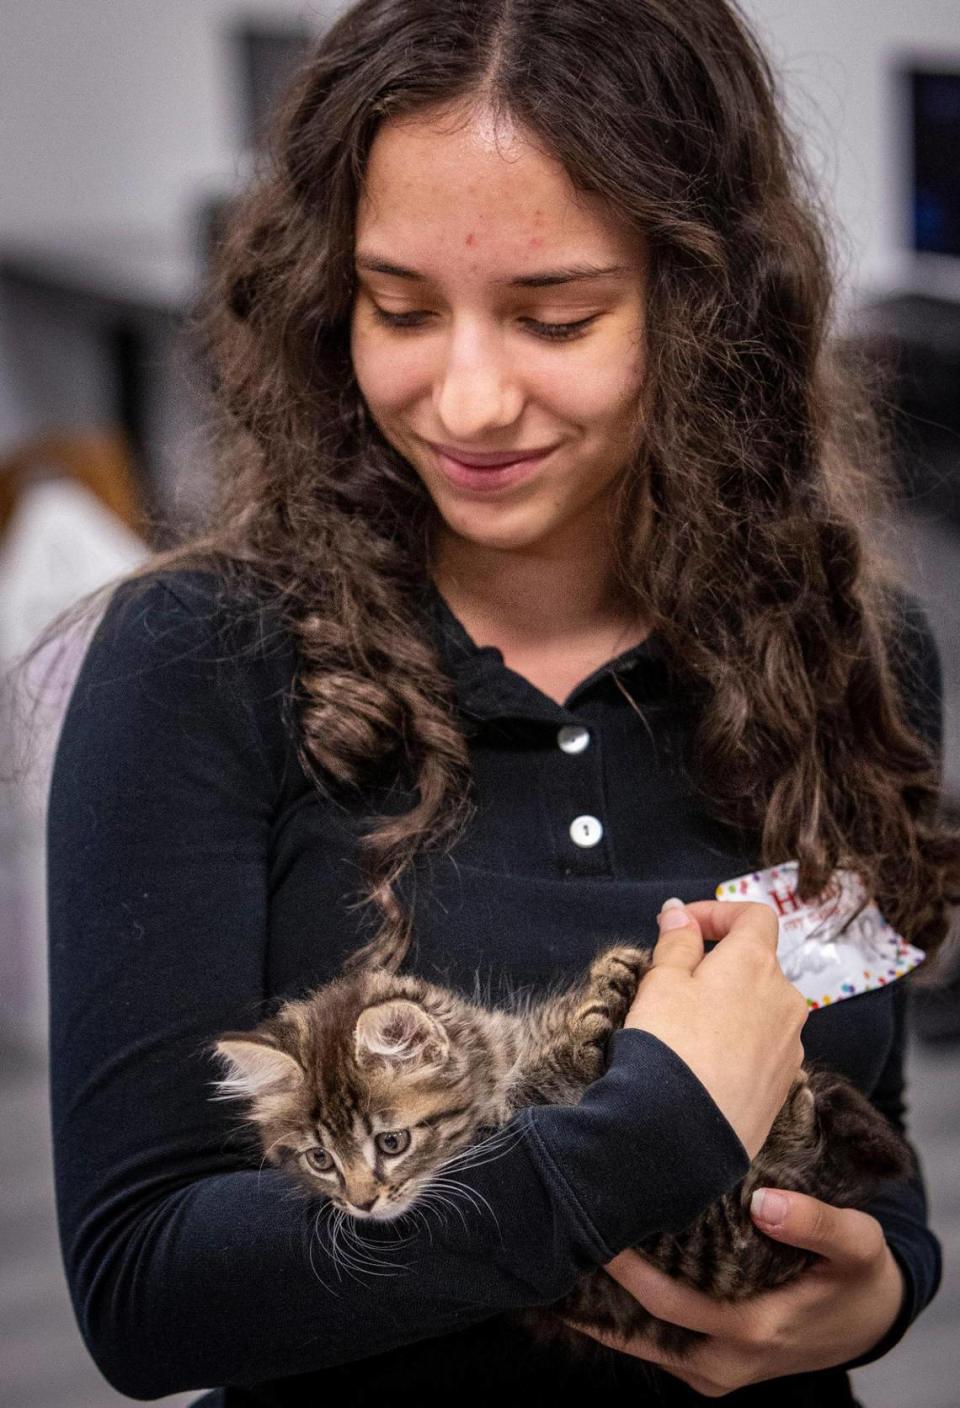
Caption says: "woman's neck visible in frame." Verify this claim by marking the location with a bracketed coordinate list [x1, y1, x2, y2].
[431, 519, 640, 651]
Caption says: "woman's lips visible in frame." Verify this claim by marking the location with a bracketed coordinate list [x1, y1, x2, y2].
[428, 442, 558, 493]
[430, 442, 559, 467]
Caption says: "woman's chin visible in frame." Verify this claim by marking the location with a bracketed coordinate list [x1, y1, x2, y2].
[434, 499, 562, 555]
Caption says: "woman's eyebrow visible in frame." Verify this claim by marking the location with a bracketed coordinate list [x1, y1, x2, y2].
[354, 254, 629, 287]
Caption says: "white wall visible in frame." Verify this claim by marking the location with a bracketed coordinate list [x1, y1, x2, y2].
[1, 0, 959, 274]
[740, 0, 960, 299]
[0, 0, 328, 241]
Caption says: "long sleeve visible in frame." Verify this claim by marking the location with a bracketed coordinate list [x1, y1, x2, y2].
[46, 573, 749, 1400]
[842, 586, 946, 1369]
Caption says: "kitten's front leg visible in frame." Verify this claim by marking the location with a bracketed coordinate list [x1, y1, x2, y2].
[570, 946, 652, 1078]
[510, 946, 652, 1106]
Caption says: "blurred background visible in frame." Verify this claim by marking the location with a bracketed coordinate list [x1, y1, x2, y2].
[1, 2, 959, 1405]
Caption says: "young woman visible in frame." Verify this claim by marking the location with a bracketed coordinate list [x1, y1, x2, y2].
[44, 1, 957, 1403]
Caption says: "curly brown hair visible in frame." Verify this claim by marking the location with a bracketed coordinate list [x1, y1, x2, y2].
[18, 0, 960, 972]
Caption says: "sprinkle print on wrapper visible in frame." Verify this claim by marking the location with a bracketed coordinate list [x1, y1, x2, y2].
[714, 862, 924, 1006]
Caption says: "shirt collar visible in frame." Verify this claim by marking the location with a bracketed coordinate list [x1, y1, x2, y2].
[418, 579, 669, 724]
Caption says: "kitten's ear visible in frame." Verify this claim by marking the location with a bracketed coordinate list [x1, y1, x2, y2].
[815, 1077, 915, 1182]
[354, 1000, 449, 1071]
[211, 1032, 304, 1101]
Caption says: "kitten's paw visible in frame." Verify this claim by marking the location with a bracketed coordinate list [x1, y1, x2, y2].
[569, 947, 651, 1070]
[583, 946, 651, 1024]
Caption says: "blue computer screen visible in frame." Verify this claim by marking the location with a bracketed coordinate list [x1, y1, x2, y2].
[912, 70, 960, 258]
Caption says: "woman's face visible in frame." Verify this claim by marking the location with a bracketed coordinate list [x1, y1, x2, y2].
[350, 103, 647, 558]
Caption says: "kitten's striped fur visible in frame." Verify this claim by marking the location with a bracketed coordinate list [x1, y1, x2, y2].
[212, 947, 912, 1356]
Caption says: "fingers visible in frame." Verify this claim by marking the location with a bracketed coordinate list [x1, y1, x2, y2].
[561, 1317, 710, 1389]
[683, 898, 780, 952]
[749, 1189, 886, 1270]
[650, 898, 780, 973]
[650, 899, 704, 972]
[605, 1249, 731, 1336]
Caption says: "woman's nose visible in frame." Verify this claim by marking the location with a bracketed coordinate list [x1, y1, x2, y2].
[433, 325, 524, 439]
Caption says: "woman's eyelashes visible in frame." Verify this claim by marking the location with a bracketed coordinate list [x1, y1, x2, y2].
[369, 305, 599, 342]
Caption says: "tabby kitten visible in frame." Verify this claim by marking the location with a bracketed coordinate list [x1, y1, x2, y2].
[211, 947, 912, 1356]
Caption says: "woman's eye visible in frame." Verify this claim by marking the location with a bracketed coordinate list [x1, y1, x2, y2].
[370, 306, 597, 342]
[523, 316, 598, 342]
[374, 1129, 411, 1156]
[302, 1147, 335, 1174]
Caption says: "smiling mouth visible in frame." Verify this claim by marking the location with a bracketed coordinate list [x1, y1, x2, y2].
[428, 441, 560, 468]
[426, 442, 558, 494]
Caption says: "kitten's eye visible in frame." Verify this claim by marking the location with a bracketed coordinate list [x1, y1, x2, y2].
[302, 1147, 335, 1174]
[374, 1129, 411, 1157]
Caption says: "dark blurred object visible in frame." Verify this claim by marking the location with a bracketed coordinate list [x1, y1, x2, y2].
[911, 797, 960, 1043]
[854, 294, 960, 527]
[232, 19, 315, 152]
[885, 60, 960, 302]
[196, 19, 318, 271]
[906, 68, 960, 261]
[195, 192, 237, 272]
[849, 60, 960, 529]
[911, 970, 960, 1042]
[0, 230, 197, 540]
[911, 943, 960, 1043]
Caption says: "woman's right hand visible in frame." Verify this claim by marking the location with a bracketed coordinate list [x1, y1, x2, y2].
[624, 899, 808, 1159]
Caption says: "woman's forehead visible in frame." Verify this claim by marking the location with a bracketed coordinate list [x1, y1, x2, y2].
[355, 109, 642, 287]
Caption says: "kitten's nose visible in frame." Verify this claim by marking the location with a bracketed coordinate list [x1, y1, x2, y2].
[351, 1197, 378, 1212]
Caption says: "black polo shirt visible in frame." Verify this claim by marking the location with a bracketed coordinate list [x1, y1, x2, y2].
[47, 569, 943, 1406]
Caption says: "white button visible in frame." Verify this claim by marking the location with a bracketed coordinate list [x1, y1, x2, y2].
[570, 815, 604, 848]
[557, 725, 590, 755]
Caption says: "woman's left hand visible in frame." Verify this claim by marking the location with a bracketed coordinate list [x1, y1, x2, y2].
[564, 1189, 906, 1399]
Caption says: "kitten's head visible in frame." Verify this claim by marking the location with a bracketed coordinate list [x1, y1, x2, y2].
[757, 1067, 915, 1206]
[211, 971, 500, 1221]
[806, 1067, 916, 1194]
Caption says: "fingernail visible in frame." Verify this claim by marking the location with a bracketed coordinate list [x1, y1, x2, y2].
[658, 897, 688, 931]
[751, 1188, 787, 1226]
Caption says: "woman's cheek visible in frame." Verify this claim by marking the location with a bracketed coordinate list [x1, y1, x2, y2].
[353, 337, 427, 417]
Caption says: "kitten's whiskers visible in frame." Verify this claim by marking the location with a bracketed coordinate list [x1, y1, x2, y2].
[325, 1207, 411, 1280]
[306, 1203, 340, 1296]
[255, 1133, 296, 1196]
[404, 1204, 434, 1245]
[413, 1182, 470, 1232]
[341, 1216, 413, 1269]
[437, 1127, 524, 1176]
[431, 1175, 501, 1237]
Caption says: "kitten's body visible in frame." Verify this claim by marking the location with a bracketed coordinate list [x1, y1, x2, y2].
[213, 947, 912, 1356]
